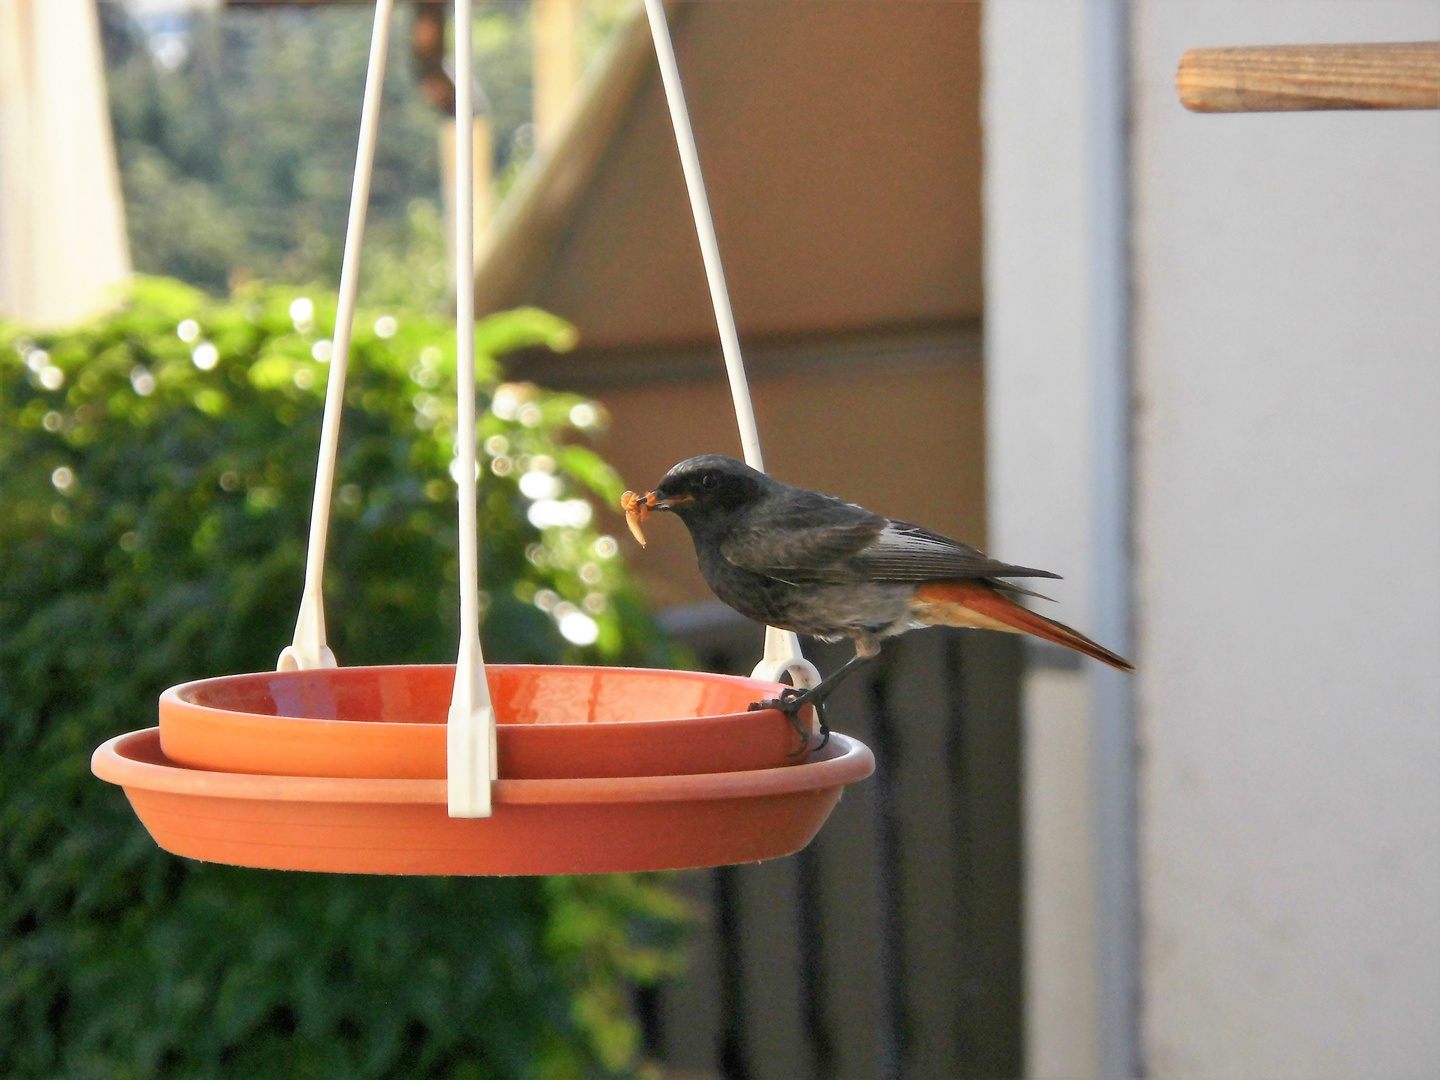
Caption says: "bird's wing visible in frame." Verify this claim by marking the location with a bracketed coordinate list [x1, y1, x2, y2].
[721, 496, 1061, 585]
[719, 491, 888, 581]
[848, 520, 1062, 582]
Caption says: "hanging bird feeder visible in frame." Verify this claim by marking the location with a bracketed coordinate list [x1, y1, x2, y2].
[91, 0, 872, 874]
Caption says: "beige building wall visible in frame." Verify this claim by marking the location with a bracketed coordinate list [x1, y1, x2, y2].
[478, 1, 984, 343]
[0, 0, 131, 327]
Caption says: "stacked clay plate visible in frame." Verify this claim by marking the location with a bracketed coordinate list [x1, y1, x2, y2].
[91, 665, 874, 875]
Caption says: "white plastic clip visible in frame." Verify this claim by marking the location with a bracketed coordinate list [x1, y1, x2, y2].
[751, 625, 821, 692]
[277, 584, 337, 671]
[447, 0, 497, 818]
[279, 0, 394, 673]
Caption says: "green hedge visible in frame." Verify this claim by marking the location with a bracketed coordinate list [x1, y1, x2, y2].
[0, 279, 684, 1079]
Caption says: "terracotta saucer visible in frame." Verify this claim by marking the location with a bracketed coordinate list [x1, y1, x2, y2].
[159, 665, 810, 780]
[92, 728, 874, 875]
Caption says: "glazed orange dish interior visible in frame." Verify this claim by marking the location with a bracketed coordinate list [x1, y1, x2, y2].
[181, 666, 771, 725]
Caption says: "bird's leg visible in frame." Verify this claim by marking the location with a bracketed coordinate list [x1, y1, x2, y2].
[749, 647, 879, 753]
[751, 687, 830, 756]
[779, 697, 816, 754]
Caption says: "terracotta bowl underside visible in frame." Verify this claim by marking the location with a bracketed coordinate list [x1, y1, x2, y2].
[93, 728, 875, 875]
[159, 665, 808, 780]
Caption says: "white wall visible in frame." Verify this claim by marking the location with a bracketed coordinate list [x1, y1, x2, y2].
[1132, 3, 1440, 1076]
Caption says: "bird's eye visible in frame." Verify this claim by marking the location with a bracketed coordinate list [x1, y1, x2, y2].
[700, 473, 716, 490]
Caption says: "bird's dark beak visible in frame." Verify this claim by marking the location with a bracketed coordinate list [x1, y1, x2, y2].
[646, 491, 692, 512]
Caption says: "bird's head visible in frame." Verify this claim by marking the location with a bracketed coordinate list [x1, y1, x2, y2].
[637, 455, 773, 540]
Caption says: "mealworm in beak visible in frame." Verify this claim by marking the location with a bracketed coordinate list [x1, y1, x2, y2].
[620, 490, 650, 547]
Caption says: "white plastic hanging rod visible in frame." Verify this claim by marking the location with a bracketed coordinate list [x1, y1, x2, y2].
[279, 0, 395, 673]
[641, 0, 764, 472]
[641, 0, 818, 693]
[448, 0, 497, 818]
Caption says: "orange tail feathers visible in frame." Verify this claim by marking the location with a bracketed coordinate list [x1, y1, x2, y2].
[913, 581, 1135, 672]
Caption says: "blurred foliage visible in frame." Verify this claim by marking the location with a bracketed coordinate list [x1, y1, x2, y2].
[101, 1, 635, 308]
[102, 3, 449, 304]
[0, 278, 685, 1079]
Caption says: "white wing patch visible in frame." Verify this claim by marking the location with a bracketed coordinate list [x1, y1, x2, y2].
[853, 521, 1061, 582]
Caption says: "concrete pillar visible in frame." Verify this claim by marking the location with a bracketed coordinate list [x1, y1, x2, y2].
[983, 2, 1134, 1075]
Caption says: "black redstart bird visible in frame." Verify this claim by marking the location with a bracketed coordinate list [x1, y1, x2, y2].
[623, 455, 1132, 748]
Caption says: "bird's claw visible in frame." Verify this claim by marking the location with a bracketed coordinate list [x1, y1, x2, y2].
[748, 688, 830, 756]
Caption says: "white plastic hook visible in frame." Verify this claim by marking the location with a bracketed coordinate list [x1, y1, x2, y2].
[751, 626, 821, 692]
[447, 0, 497, 818]
[279, 0, 395, 673]
[277, 586, 335, 672]
[642, 0, 820, 698]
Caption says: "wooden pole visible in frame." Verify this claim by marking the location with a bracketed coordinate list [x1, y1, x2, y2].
[440, 117, 495, 282]
[533, 0, 580, 144]
[1177, 43, 1440, 112]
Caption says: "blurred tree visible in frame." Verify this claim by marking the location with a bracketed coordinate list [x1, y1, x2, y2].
[0, 278, 682, 1078]
[103, 3, 450, 305]
[100, 1, 633, 310]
